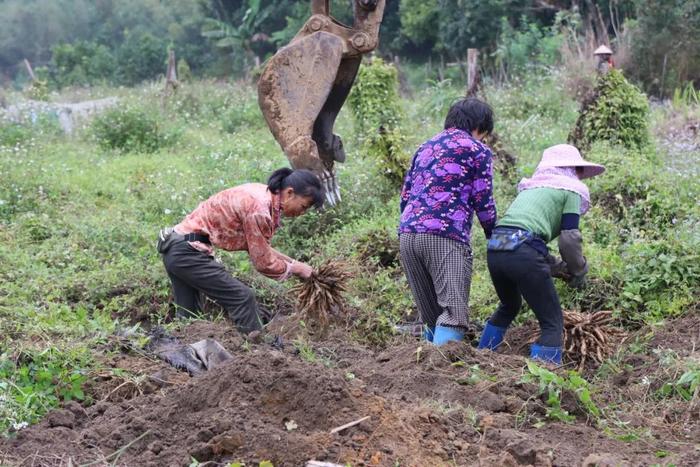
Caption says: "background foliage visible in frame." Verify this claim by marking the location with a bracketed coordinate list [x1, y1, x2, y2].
[1, 0, 699, 94]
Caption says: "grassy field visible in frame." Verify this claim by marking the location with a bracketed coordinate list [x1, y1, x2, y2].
[1, 71, 699, 464]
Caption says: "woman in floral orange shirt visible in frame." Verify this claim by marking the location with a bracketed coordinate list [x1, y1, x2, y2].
[157, 168, 323, 334]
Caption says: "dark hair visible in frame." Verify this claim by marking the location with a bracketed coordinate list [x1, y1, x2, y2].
[267, 168, 324, 209]
[444, 98, 494, 135]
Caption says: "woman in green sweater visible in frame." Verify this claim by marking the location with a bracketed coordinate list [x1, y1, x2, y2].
[478, 144, 605, 364]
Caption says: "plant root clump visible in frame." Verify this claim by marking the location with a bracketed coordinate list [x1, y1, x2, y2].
[290, 260, 353, 330]
[527, 310, 627, 370]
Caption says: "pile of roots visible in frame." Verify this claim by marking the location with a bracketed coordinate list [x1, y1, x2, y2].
[528, 310, 626, 369]
[289, 260, 353, 330]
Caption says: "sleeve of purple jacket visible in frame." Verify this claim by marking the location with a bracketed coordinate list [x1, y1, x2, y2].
[469, 146, 497, 239]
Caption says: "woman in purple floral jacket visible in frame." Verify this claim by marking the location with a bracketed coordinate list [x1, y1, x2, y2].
[399, 98, 497, 345]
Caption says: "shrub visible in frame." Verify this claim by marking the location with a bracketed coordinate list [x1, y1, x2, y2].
[348, 58, 409, 187]
[365, 127, 411, 187]
[91, 107, 175, 153]
[617, 233, 700, 325]
[348, 57, 403, 136]
[0, 121, 32, 147]
[494, 16, 563, 76]
[51, 41, 116, 88]
[177, 58, 193, 82]
[569, 69, 651, 150]
[116, 33, 167, 86]
[559, 142, 700, 324]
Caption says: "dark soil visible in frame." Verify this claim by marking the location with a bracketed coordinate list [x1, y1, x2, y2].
[1, 314, 699, 467]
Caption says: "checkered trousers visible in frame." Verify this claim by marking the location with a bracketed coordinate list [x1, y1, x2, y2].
[399, 233, 473, 330]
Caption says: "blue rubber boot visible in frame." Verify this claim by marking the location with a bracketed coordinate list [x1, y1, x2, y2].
[477, 321, 508, 350]
[423, 326, 435, 343]
[432, 325, 465, 346]
[530, 343, 562, 365]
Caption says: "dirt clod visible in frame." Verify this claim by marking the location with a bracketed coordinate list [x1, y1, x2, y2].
[46, 409, 75, 429]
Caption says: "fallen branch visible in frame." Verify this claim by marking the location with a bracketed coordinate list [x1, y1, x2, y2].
[330, 415, 370, 434]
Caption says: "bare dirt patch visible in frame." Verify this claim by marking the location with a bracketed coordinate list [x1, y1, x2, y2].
[1, 315, 698, 466]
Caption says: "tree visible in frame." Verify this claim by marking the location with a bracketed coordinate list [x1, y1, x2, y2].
[201, 0, 300, 73]
[399, 0, 440, 49]
[116, 32, 167, 85]
[628, 0, 700, 95]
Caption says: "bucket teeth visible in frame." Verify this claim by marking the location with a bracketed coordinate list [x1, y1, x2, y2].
[319, 170, 339, 207]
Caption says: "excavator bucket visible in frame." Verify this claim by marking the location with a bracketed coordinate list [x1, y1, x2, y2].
[258, 32, 344, 175]
[258, 0, 386, 206]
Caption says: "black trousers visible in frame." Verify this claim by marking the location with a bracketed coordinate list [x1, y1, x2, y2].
[487, 244, 563, 347]
[161, 238, 263, 334]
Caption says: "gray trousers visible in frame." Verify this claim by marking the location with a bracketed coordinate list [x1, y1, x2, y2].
[160, 237, 263, 334]
[399, 233, 473, 330]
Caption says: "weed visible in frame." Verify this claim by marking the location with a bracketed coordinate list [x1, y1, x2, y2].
[657, 354, 700, 402]
[424, 399, 478, 427]
[455, 364, 494, 386]
[292, 338, 334, 368]
[521, 361, 601, 423]
[672, 82, 700, 109]
[0, 346, 92, 436]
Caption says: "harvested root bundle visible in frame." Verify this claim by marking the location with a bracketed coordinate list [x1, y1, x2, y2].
[289, 260, 353, 329]
[527, 310, 626, 369]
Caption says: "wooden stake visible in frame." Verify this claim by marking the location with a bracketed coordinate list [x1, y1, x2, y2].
[165, 50, 178, 92]
[23, 59, 36, 82]
[466, 48, 480, 97]
[330, 415, 370, 434]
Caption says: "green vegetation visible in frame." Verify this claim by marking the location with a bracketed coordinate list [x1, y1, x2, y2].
[91, 107, 179, 153]
[348, 58, 409, 186]
[521, 361, 601, 422]
[2, 1, 700, 95]
[570, 69, 651, 150]
[0, 347, 92, 434]
[0, 60, 698, 438]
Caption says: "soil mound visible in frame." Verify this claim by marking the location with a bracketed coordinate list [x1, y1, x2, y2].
[2, 317, 698, 466]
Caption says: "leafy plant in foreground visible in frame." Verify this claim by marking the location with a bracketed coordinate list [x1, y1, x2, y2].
[0, 347, 92, 436]
[521, 361, 601, 423]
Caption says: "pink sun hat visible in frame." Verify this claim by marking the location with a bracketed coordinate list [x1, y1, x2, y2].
[538, 144, 605, 179]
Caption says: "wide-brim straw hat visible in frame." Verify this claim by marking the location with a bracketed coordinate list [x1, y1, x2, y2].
[594, 45, 613, 55]
[539, 144, 605, 179]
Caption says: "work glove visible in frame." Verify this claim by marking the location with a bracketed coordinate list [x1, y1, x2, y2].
[558, 229, 587, 277]
[567, 272, 587, 290]
[546, 254, 571, 280]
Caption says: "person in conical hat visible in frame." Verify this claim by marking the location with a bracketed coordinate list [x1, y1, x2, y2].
[477, 144, 605, 365]
[594, 45, 614, 74]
